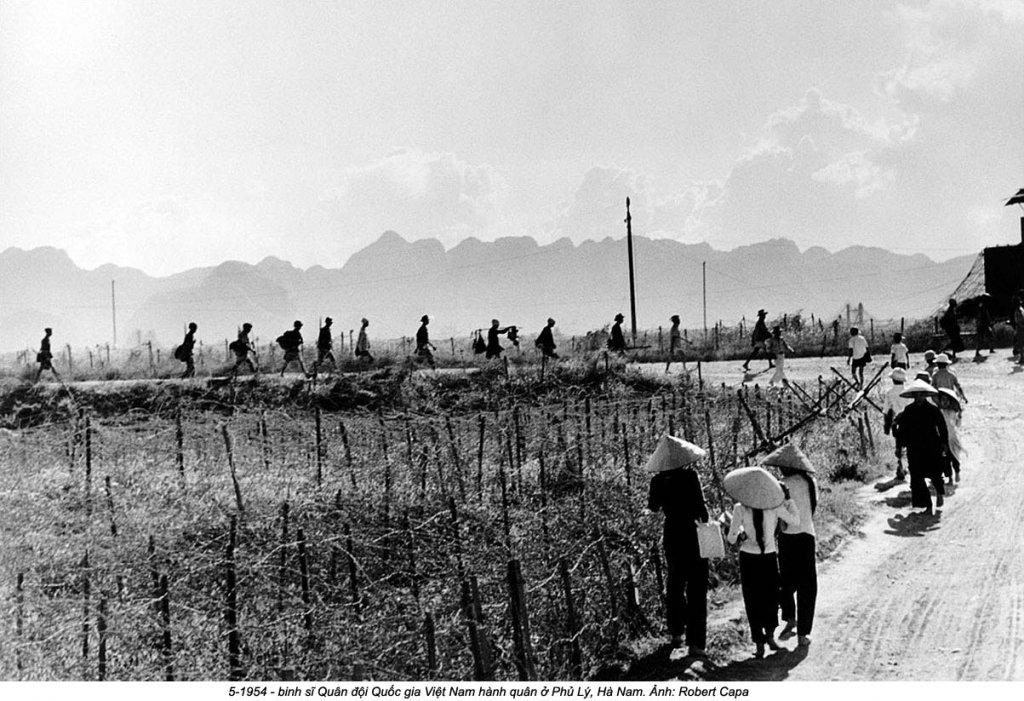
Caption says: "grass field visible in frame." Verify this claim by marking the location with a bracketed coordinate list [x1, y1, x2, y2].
[0, 359, 892, 680]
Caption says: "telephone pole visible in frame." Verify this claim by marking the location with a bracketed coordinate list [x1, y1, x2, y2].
[111, 280, 117, 348]
[702, 262, 708, 342]
[625, 198, 638, 345]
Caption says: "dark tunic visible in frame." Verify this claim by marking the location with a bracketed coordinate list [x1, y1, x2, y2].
[976, 306, 991, 334]
[486, 326, 506, 359]
[648, 468, 710, 646]
[894, 400, 949, 508]
[416, 324, 431, 352]
[535, 326, 555, 352]
[940, 307, 964, 353]
[751, 319, 770, 345]
[282, 329, 303, 361]
[608, 322, 626, 351]
[317, 326, 332, 351]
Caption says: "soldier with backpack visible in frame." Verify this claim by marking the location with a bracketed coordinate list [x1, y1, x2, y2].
[229, 323, 257, 378]
[535, 318, 558, 359]
[175, 322, 198, 379]
[277, 320, 308, 377]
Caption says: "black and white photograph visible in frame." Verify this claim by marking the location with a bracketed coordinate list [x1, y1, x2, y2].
[1, 0, 1023, 693]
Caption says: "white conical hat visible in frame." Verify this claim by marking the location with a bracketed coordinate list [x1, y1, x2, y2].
[934, 353, 951, 365]
[900, 378, 938, 398]
[937, 387, 962, 410]
[889, 367, 906, 382]
[761, 443, 816, 474]
[724, 466, 785, 510]
[644, 434, 707, 473]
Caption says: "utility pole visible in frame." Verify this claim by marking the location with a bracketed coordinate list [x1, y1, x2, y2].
[702, 262, 708, 342]
[625, 198, 638, 345]
[111, 280, 117, 348]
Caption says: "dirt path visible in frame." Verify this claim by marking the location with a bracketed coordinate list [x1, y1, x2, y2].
[683, 354, 1024, 681]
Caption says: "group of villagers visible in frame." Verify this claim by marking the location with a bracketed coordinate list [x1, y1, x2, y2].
[645, 348, 969, 659]
[882, 348, 967, 513]
[646, 435, 818, 659]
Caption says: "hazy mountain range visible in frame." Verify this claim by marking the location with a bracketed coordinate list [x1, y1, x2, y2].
[0, 233, 974, 352]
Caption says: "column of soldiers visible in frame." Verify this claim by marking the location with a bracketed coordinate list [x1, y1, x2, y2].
[32, 311, 699, 382]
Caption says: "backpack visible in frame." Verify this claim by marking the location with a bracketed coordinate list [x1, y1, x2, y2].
[472, 333, 486, 355]
[229, 339, 244, 354]
[276, 334, 289, 350]
[173, 345, 187, 361]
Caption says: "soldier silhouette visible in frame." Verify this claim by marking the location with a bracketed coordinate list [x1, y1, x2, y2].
[34, 327, 61, 383]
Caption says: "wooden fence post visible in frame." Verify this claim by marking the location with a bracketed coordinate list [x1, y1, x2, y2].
[225, 516, 243, 681]
[558, 558, 583, 678]
[506, 559, 537, 680]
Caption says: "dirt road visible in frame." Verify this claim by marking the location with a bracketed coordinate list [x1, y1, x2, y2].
[679, 354, 1024, 681]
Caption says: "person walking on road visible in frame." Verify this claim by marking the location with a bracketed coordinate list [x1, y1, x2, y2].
[608, 313, 627, 353]
[666, 315, 688, 374]
[416, 315, 436, 368]
[931, 353, 967, 405]
[646, 435, 712, 657]
[485, 319, 511, 359]
[890, 332, 910, 369]
[1012, 296, 1024, 366]
[893, 379, 949, 514]
[742, 310, 772, 372]
[847, 326, 870, 388]
[767, 444, 818, 649]
[278, 320, 308, 377]
[176, 322, 198, 379]
[937, 387, 965, 485]
[535, 318, 558, 359]
[314, 317, 337, 374]
[725, 475, 801, 658]
[940, 299, 964, 362]
[974, 297, 995, 360]
[34, 327, 61, 383]
[229, 323, 257, 378]
[767, 326, 794, 388]
[883, 368, 912, 481]
[355, 318, 373, 363]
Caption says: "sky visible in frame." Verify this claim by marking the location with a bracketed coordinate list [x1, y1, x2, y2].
[1, 0, 1022, 276]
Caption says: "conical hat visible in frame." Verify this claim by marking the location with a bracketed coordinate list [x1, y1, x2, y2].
[937, 387, 961, 410]
[761, 443, 816, 474]
[889, 368, 906, 382]
[900, 378, 938, 398]
[934, 353, 951, 365]
[723, 466, 785, 510]
[644, 434, 707, 473]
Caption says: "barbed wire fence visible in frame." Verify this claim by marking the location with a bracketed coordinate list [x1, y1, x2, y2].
[0, 378, 876, 681]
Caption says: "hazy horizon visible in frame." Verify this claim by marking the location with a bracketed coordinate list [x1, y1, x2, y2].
[2, 1, 1023, 277]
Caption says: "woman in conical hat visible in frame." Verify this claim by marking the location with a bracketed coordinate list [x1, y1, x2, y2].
[936, 387, 964, 485]
[893, 379, 949, 514]
[884, 367, 912, 481]
[763, 443, 818, 648]
[724, 465, 800, 658]
[645, 434, 710, 657]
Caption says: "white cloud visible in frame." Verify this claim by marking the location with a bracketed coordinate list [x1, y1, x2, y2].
[880, 0, 1024, 109]
[319, 148, 510, 248]
[812, 152, 896, 198]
